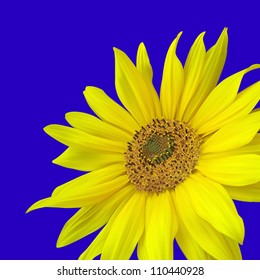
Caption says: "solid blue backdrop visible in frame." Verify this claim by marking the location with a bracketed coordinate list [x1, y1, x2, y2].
[1, 0, 260, 259]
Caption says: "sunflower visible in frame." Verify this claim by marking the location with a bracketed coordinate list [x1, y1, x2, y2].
[27, 28, 260, 260]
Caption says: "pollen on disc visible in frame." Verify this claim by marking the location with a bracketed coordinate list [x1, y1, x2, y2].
[125, 119, 201, 193]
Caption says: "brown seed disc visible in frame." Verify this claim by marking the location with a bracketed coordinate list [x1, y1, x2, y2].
[125, 119, 201, 193]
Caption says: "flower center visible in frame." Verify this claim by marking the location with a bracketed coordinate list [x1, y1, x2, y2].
[142, 133, 175, 165]
[125, 119, 201, 193]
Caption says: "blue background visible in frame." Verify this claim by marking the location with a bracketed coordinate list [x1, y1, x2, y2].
[1, 0, 260, 259]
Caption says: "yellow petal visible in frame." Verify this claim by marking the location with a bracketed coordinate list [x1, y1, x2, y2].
[44, 124, 126, 153]
[137, 190, 177, 260]
[184, 28, 228, 121]
[175, 178, 241, 259]
[101, 191, 145, 259]
[66, 112, 131, 142]
[83, 86, 140, 133]
[202, 112, 260, 154]
[114, 47, 156, 125]
[57, 185, 135, 247]
[52, 163, 126, 196]
[27, 175, 128, 210]
[197, 154, 260, 186]
[225, 182, 260, 202]
[160, 32, 184, 119]
[199, 133, 260, 158]
[234, 133, 260, 155]
[176, 212, 214, 260]
[187, 173, 244, 244]
[196, 81, 260, 135]
[224, 236, 242, 260]
[79, 191, 132, 260]
[191, 64, 260, 130]
[26, 164, 128, 211]
[53, 147, 124, 172]
[136, 42, 153, 82]
[177, 32, 206, 120]
[136, 43, 161, 117]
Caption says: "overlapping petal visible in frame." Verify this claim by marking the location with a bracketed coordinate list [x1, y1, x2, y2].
[187, 173, 244, 243]
[53, 147, 124, 172]
[44, 124, 126, 153]
[183, 28, 228, 121]
[177, 32, 206, 120]
[160, 32, 184, 119]
[66, 112, 131, 142]
[57, 185, 135, 247]
[79, 193, 131, 260]
[191, 64, 260, 131]
[199, 133, 260, 158]
[26, 164, 127, 211]
[84, 86, 140, 133]
[225, 182, 260, 202]
[197, 154, 260, 186]
[101, 191, 146, 259]
[196, 81, 260, 135]
[176, 213, 215, 260]
[202, 112, 260, 154]
[175, 178, 242, 259]
[137, 191, 177, 260]
[114, 48, 157, 125]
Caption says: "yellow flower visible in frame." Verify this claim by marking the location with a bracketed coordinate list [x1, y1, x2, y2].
[27, 29, 260, 260]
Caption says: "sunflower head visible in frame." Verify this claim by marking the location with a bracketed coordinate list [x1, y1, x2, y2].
[27, 28, 260, 260]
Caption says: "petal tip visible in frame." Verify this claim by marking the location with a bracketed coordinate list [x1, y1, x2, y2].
[25, 205, 34, 214]
[65, 112, 78, 123]
[113, 47, 121, 56]
[26, 197, 53, 213]
[175, 31, 183, 41]
[25, 201, 42, 213]
[83, 86, 92, 95]
[56, 235, 66, 248]
[43, 124, 55, 135]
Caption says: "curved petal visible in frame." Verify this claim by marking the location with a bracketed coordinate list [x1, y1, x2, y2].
[53, 147, 124, 172]
[160, 32, 184, 119]
[196, 81, 260, 135]
[101, 191, 146, 259]
[44, 124, 126, 153]
[137, 190, 177, 260]
[184, 28, 228, 121]
[187, 173, 244, 244]
[136, 43, 161, 117]
[52, 163, 125, 196]
[26, 164, 128, 211]
[234, 133, 260, 155]
[57, 185, 135, 247]
[199, 133, 260, 158]
[175, 211, 215, 260]
[136, 42, 153, 82]
[191, 64, 260, 131]
[84, 86, 140, 134]
[114, 48, 156, 125]
[79, 190, 132, 260]
[66, 112, 131, 142]
[202, 112, 260, 154]
[27, 175, 128, 210]
[177, 32, 206, 120]
[175, 178, 242, 259]
[197, 154, 260, 186]
[225, 182, 260, 202]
